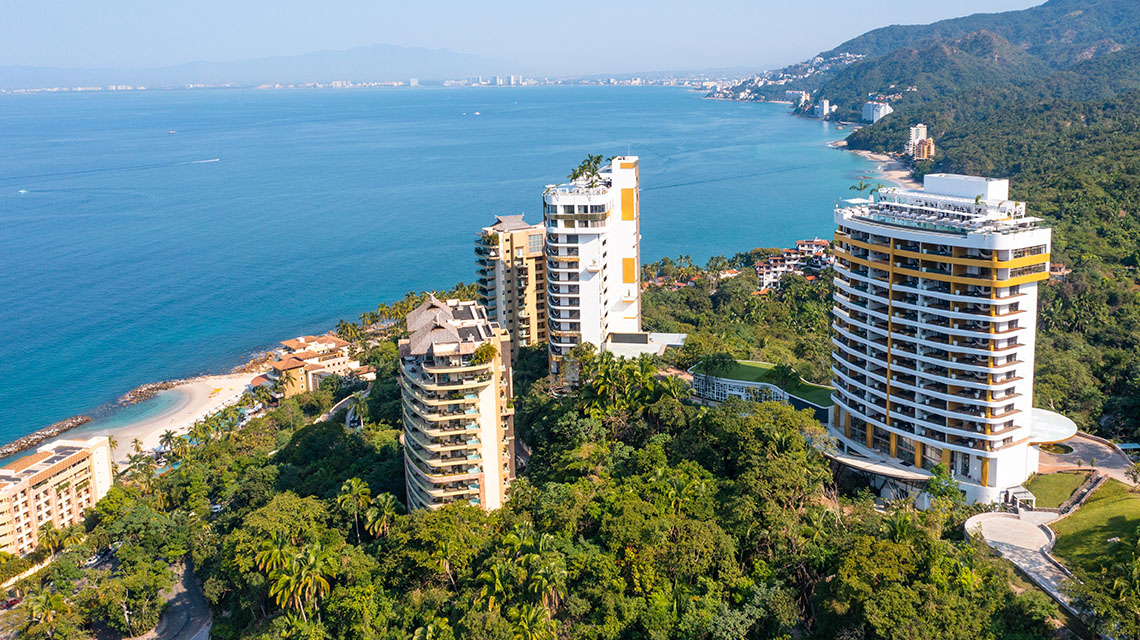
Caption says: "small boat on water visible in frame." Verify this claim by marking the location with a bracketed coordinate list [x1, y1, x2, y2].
[168, 130, 177, 134]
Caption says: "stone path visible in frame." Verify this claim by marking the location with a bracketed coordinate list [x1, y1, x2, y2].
[965, 512, 1075, 611]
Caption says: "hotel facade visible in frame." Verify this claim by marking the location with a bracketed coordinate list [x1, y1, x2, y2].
[542, 156, 642, 370]
[0, 437, 114, 556]
[829, 174, 1075, 504]
[476, 215, 548, 359]
[398, 297, 515, 511]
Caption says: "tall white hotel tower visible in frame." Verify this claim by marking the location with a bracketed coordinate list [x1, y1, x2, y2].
[542, 157, 642, 370]
[830, 174, 1075, 505]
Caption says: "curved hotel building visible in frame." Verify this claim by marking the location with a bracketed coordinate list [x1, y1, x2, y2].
[398, 297, 515, 511]
[830, 174, 1075, 504]
[542, 157, 642, 371]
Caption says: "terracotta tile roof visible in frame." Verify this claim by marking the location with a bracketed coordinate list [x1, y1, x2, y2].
[271, 358, 306, 371]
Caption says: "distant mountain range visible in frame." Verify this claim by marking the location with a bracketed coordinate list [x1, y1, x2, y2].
[0, 44, 517, 89]
[718, 0, 1140, 119]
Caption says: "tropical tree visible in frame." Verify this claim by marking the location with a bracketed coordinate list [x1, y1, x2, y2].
[476, 562, 511, 612]
[363, 492, 399, 538]
[527, 564, 566, 612]
[431, 539, 457, 587]
[20, 585, 74, 639]
[37, 523, 65, 560]
[159, 430, 178, 455]
[130, 438, 144, 454]
[700, 352, 737, 377]
[336, 478, 371, 543]
[509, 603, 557, 640]
[256, 533, 292, 573]
[771, 362, 797, 390]
[353, 391, 370, 427]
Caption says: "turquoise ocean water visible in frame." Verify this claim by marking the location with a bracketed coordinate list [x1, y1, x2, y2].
[0, 86, 871, 442]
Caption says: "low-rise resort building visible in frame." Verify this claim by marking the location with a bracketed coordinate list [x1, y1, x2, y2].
[267, 334, 374, 398]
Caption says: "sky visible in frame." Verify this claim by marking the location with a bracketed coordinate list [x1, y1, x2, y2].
[1, 0, 1045, 75]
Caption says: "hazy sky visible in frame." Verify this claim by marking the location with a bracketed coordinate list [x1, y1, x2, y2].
[2, 0, 1043, 74]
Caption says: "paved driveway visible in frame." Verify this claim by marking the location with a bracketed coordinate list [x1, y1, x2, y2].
[965, 512, 1073, 609]
[1038, 433, 1135, 487]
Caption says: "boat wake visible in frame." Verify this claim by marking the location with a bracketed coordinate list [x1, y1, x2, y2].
[0, 158, 222, 185]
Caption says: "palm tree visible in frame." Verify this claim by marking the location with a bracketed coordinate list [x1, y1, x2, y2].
[159, 430, 178, 455]
[771, 362, 797, 391]
[337, 478, 371, 543]
[130, 438, 144, 454]
[107, 435, 118, 452]
[22, 586, 70, 638]
[527, 564, 566, 612]
[37, 523, 65, 560]
[256, 533, 292, 573]
[431, 539, 457, 587]
[353, 391, 370, 427]
[476, 562, 510, 611]
[700, 352, 736, 378]
[509, 603, 557, 640]
[655, 375, 690, 402]
[364, 493, 399, 538]
[849, 180, 871, 195]
[295, 542, 336, 618]
[885, 510, 919, 543]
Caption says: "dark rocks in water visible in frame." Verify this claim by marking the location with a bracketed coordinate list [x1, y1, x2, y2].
[0, 415, 93, 458]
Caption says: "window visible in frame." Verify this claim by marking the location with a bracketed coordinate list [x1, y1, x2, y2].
[527, 233, 543, 254]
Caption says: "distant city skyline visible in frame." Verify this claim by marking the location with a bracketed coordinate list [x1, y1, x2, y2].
[2, 0, 1043, 75]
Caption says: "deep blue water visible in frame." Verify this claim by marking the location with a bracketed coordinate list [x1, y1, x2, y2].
[0, 86, 871, 441]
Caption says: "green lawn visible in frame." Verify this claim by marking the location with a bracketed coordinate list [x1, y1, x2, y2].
[1025, 471, 1089, 509]
[1051, 478, 1140, 575]
[693, 360, 835, 407]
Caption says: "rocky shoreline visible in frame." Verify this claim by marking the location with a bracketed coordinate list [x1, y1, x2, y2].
[0, 415, 93, 459]
[1, 352, 276, 461]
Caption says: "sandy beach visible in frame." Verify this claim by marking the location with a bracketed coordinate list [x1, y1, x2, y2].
[74, 373, 259, 465]
[845, 147, 922, 189]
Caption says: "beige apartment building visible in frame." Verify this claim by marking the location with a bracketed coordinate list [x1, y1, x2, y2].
[0, 437, 114, 556]
[267, 334, 375, 397]
[476, 215, 548, 358]
[398, 297, 515, 511]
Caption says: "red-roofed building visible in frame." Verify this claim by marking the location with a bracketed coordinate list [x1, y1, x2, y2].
[268, 333, 371, 397]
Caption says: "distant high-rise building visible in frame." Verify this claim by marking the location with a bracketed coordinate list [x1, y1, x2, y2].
[862, 101, 894, 123]
[476, 215, 548, 358]
[815, 99, 831, 119]
[493, 76, 504, 86]
[829, 174, 1073, 505]
[468, 76, 483, 86]
[906, 124, 929, 156]
[542, 157, 642, 371]
[399, 297, 515, 511]
[914, 137, 936, 161]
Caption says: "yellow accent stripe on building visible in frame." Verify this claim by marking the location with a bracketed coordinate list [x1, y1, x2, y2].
[619, 161, 639, 169]
[622, 257, 636, 283]
[621, 188, 636, 221]
[836, 248, 1049, 287]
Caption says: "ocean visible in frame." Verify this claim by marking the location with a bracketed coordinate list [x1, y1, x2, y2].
[0, 86, 872, 442]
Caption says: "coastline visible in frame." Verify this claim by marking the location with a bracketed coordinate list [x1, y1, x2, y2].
[831, 140, 921, 189]
[67, 373, 259, 466]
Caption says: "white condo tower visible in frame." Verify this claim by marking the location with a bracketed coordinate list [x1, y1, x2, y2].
[542, 157, 642, 371]
[829, 174, 1076, 505]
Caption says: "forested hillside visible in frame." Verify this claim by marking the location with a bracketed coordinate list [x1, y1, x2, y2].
[819, 0, 1140, 66]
